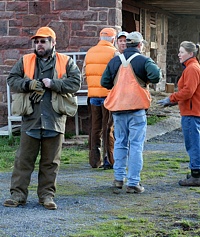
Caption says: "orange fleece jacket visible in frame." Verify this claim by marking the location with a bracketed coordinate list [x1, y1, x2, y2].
[170, 57, 200, 116]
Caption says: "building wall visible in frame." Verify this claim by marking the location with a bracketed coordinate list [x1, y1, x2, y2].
[122, 0, 168, 91]
[144, 11, 168, 91]
[1, 0, 191, 131]
[167, 15, 200, 84]
[0, 0, 122, 126]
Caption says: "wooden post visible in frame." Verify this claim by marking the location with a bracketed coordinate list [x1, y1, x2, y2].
[165, 83, 174, 93]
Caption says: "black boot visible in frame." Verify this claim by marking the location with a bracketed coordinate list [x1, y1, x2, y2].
[191, 169, 200, 178]
[102, 156, 113, 170]
[179, 169, 200, 186]
[186, 169, 200, 179]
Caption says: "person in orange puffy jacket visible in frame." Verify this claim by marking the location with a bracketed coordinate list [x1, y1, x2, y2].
[82, 28, 119, 169]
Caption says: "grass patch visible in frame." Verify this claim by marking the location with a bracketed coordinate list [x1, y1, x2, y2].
[69, 216, 200, 237]
[141, 152, 189, 181]
[0, 136, 20, 171]
[61, 144, 88, 166]
[0, 136, 88, 171]
[147, 115, 167, 125]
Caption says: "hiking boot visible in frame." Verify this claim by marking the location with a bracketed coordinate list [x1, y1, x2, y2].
[39, 197, 57, 210]
[126, 184, 145, 194]
[4, 198, 26, 207]
[113, 180, 123, 194]
[103, 164, 113, 170]
[179, 176, 200, 186]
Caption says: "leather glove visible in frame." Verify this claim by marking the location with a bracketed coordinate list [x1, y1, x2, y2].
[29, 79, 44, 92]
[29, 90, 45, 103]
[157, 97, 177, 107]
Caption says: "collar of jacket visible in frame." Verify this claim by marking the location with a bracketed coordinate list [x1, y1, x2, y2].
[123, 47, 141, 54]
[97, 40, 115, 47]
[183, 57, 198, 68]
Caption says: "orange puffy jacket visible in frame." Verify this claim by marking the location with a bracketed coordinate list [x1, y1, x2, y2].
[85, 40, 117, 97]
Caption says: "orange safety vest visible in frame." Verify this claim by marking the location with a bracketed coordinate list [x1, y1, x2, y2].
[23, 52, 69, 79]
[104, 53, 151, 111]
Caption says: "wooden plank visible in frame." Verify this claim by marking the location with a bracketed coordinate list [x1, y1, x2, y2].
[0, 125, 21, 136]
[141, 0, 200, 15]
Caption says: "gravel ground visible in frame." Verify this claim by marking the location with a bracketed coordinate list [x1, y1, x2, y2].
[0, 126, 188, 237]
[0, 92, 188, 237]
[0, 92, 192, 237]
[145, 127, 185, 152]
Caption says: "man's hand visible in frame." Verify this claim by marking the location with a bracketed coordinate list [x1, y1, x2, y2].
[157, 97, 177, 107]
[42, 78, 51, 88]
[29, 79, 44, 92]
[29, 90, 45, 103]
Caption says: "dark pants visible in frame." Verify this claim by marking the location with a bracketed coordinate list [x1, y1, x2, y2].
[88, 103, 114, 168]
[10, 132, 63, 201]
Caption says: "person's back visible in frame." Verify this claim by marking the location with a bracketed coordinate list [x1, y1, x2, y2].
[85, 28, 117, 98]
[104, 53, 151, 112]
[83, 27, 117, 169]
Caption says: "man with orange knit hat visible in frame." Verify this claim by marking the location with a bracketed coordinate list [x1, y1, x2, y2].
[82, 27, 118, 169]
[4, 26, 81, 210]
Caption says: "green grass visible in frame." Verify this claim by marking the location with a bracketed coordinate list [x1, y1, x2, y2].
[0, 135, 88, 171]
[147, 115, 167, 125]
[0, 136, 20, 171]
[61, 144, 88, 166]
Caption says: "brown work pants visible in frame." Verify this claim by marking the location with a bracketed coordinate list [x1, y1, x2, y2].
[10, 132, 63, 201]
[88, 103, 114, 168]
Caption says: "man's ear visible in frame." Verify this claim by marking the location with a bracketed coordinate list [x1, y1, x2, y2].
[137, 42, 143, 50]
[111, 38, 115, 44]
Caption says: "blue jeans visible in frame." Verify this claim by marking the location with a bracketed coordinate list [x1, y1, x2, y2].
[112, 110, 147, 186]
[181, 116, 200, 170]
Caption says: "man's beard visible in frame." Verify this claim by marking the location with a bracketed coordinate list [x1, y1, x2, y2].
[34, 48, 53, 58]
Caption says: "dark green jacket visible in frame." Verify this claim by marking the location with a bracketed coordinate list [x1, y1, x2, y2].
[101, 47, 162, 89]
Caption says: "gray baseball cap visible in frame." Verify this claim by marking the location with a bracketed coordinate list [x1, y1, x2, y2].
[126, 31, 147, 44]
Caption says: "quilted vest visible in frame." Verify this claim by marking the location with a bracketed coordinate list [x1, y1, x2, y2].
[85, 40, 116, 97]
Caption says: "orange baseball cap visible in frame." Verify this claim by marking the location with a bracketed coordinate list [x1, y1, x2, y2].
[31, 26, 56, 40]
[100, 28, 117, 37]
